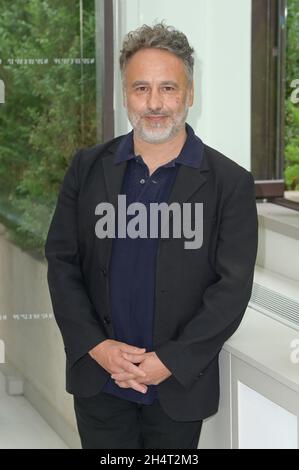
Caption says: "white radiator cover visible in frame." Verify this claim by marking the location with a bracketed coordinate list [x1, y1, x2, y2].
[249, 267, 299, 331]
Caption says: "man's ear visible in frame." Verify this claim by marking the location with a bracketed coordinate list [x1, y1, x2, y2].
[188, 81, 194, 107]
[122, 87, 127, 108]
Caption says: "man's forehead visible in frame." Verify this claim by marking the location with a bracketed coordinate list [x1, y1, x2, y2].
[126, 48, 185, 68]
[131, 80, 179, 86]
[124, 49, 189, 83]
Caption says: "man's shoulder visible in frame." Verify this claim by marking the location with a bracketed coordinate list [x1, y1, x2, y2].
[76, 134, 125, 165]
[64, 135, 127, 186]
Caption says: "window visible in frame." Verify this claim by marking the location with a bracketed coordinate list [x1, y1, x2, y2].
[251, 0, 299, 209]
[0, 0, 114, 255]
[284, 0, 299, 194]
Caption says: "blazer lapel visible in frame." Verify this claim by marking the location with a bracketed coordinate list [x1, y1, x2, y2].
[98, 143, 127, 268]
[101, 144, 127, 207]
[167, 160, 209, 206]
[162, 150, 210, 232]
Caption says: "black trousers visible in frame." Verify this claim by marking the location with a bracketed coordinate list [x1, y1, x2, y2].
[73, 390, 203, 449]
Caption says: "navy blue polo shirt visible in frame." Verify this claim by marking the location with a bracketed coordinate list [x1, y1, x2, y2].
[102, 123, 204, 404]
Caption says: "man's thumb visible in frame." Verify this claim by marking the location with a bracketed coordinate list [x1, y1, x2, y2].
[119, 343, 146, 354]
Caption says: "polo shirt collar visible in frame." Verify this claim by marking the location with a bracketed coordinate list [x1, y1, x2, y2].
[114, 123, 203, 169]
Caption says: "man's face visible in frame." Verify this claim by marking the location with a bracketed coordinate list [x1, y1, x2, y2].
[123, 48, 194, 144]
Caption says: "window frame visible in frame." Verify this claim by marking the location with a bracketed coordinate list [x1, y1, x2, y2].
[95, 0, 114, 142]
[251, 0, 299, 210]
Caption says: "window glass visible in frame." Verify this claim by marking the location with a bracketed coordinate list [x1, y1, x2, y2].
[0, 0, 99, 254]
[285, 0, 299, 192]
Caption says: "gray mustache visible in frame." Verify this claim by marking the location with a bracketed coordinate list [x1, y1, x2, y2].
[143, 112, 170, 117]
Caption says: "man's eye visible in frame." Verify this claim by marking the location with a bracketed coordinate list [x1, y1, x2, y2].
[162, 86, 175, 92]
[136, 87, 148, 93]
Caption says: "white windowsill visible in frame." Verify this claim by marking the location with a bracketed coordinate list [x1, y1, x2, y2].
[257, 202, 299, 240]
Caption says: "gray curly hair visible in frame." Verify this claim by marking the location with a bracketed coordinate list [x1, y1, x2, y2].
[119, 22, 194, 85]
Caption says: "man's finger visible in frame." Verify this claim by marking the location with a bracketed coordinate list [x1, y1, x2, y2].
[112, 371, 146, 381]
[112, 373, 135, 381]
[115, 379, 147, 394]
[119, 358, 146, 377]
[119, 344, 146, 355]
[121, 352, 146, 363]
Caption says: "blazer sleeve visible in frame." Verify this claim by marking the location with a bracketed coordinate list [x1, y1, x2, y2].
[45, 149, 107, 367]
[155, 170, 258, 390]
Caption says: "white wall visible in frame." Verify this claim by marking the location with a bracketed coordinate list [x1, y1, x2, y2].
[238, 382, 298, 449]
[0, 226, 80, 448]
[113, 0, 252, 170]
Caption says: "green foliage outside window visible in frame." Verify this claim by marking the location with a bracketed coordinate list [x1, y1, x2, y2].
[285, 0, 299, 190]
[0, 0, 98, 256]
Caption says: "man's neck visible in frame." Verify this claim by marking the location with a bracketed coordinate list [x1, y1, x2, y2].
[133, 126, 187, 175]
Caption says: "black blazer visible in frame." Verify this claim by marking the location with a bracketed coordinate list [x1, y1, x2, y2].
[45, 133, 258, 421]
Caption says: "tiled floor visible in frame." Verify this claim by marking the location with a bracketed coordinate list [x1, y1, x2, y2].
[0, 371, 68, 449]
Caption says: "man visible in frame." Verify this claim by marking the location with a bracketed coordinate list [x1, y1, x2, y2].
[45, 23, 258, 449]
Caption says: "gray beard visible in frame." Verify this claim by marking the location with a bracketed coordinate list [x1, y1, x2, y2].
[127, 105, 189, 144]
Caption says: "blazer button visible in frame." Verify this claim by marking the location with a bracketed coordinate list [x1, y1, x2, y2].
[103, 316, 111, 325]
[101, 267, 107, 276]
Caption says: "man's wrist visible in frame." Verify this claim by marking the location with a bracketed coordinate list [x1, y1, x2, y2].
[89, 339, 108, 358]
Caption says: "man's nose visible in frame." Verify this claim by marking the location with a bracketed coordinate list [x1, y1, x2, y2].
[147, 88, 163, 112]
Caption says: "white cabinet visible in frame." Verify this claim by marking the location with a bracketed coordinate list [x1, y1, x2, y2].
[199, 309, 299, 449]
